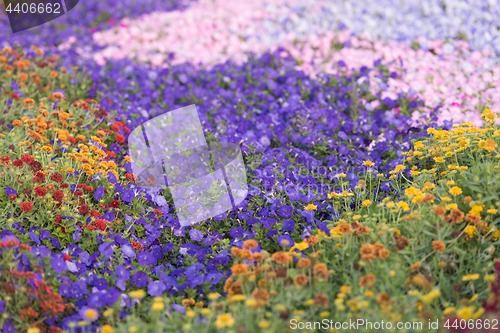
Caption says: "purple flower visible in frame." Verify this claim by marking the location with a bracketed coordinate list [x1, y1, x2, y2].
[94, 278, 109, 291]
[116, 264, 130, 281]
[5, 186, 16, 196]
[277, 234, 294, 247]
[110, 143, 121, 154]
[131, 271, 150, 288]
[2, 323, 15, 333]
[189, 229, 203, 241]
[122, 244, 135, 259]
[138, 251, 156, 266]
[79, 307, 99, 321]
[94, 186, 105, 201]
[278, 205, 293, 218]
[107, 172, 117, 183]
[50, 257, 67, 273]
[172, 304, 185, 313]
[148, 281, 166, 296]
[122, 190, 135, 203]
[282, 219, 295, 231]
[230, 227, 243, 238]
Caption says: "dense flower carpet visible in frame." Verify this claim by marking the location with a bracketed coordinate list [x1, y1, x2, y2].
[1, 0, 500, 332]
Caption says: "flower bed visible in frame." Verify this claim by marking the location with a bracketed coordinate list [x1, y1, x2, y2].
[1, 1, 500, 332]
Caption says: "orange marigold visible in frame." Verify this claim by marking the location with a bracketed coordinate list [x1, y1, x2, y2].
[358, 273, 376, 288]
[271, 252, 293, 264]
[432, 241, 446, 254]
[243, 239, 258, 250]
[231, 264, 248, 276]
[294, 274, 309, 287]
[296, 258, 312, 269]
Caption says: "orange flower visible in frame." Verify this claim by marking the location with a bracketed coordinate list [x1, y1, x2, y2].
[432, 241, 446, 253]
[337, 223, 352, 234]
[410, 262, 421, 272]
[50, 71, 58, 78]
[313, 293, 329, 307]
[433, 206, 446, 216]
[358, 273, 376, 287]
[19, 73, 28, 81]
[12, 120, 22, 127]
[243, 239, 258, 250]
[294, 274, 309, 287]
[296, 258, 312, 269]
[252, 289, 270, 300]
[23, 98, 34, 106]
[313, 263, 327, 273]
[444, 209, 464, 224]
[271, 252, 293, 264]
[231, 264, 248, 276]
[377, 292, 391, 305]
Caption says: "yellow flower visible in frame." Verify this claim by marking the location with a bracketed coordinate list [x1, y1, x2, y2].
[397, 201, 410, 211]
[390, 270, 396, 277]
[434, 157, 445, 163]
[245, 298, 257, 307]
[208, 293, 220, 300]
[320, 311, 330, 318]
[128, 326, 138, 333]
[393, 164, 405, 173]
[464, 225, 476, 238]
[449, 186, 463, 196]
[151, 302, 164, 311]
[293, 242, 309, 251]
[363, 161, 375, 167]
[462, 274, 480, 281]
[443, 307, 456, 315]
[473, 307, 485, 319]
[493, 230, 500, 241]
[353, 214, 362, 220]
[304, 204, 317, 211]
[484, 139, 498, 152]
[100, 325, 114, 333]
[103, 308, 113, 317]
[27, 328, 40, 333]
[229, 294, 247, 303]
[128, 290, 145, 299]
[258, 321, 271, 329]
[469, 204, 483, 216]
[215, 313, 235, 329]
[487, 209, 498, 214]
[336, 173, 347, 178]
[445, 203, 458, 210]
[304, 299, 315, 306]
[201, 308, 211, 316]
[364, 290, 374, 298]
[446, 180, 456, 185]
[361, 200, 372, 207]
[457, 306, 474, 320]
[186, 310, 196, 318]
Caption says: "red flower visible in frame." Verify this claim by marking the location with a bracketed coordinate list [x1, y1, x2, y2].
[21, 154, 34, 165]
[63, 254, 71, 261]
[86, 225, 96, 231]
[84, 186, 93, 192]
[60, 183, 69, 188]
[34, 186, 47, 197]
[11, 93, 19, 100]
[110, 200, 120, 208]
[20, 201, 33, 212]
[8, 194, 17, 201]
[90, 209, 101, 218]
[94, 219, 107, 231]
[77, 184, 86, 188]
[53, 190, 64, 201]
[30, 161, 42, 172]
[50, 172, 63, 183]
[79, 204, 89, 214]
[154, 208, 163, 215]
[54, 214, 61, 224]
[73, 190, 83, 196]
[106, 151, 116, 158]
[111, 123, 120, 132]
[20, 307, 38, 320]
[115, 134, 125, 143]
[0, 155, 11, 166]
[12, 159, 23, 168]
[68, 136, 76, 144]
